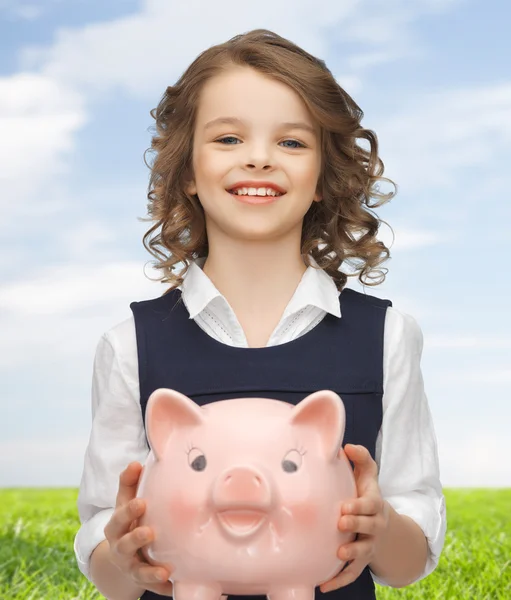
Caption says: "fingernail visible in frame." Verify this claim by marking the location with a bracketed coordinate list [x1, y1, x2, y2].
[130, 499, 140, 511]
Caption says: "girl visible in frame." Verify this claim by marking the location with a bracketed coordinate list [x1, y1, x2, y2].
[74, 29, 446, 600]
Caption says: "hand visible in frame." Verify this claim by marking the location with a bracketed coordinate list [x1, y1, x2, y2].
[103, 461, 175, 596]
[320, 444, 390, 592]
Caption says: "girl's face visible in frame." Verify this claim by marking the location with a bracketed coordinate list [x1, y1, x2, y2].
[187, 66, 322, 245]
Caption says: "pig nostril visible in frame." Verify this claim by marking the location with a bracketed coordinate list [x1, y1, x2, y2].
[223, 471, 263, 488]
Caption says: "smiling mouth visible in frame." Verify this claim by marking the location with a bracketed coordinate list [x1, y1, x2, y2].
[217, 510, 267, 538]
[227, 190, 285, 197]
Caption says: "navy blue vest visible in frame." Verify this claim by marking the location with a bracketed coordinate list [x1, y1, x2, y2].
[130, 287, 391, 600]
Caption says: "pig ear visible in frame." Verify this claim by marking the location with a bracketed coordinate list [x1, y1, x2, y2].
[289, 390, 346, 460]
[145, 388, 204, 460]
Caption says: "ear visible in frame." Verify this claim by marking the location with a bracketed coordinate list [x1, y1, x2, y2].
[145, 388, 204, 460]
[289, 390, 346, 460]
[186, 180, 197, 196]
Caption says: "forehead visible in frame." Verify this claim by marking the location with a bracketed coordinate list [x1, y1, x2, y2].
[200, 398, 292, 440]
[195, 66, 316, 131]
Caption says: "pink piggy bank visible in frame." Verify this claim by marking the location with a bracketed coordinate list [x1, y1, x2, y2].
[136, 389, 357, 600]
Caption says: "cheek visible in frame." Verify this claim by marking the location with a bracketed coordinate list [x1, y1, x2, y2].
[168, 493, 201, 526]
[284, 501, 320, 528]
[292, 156, 320, 185]
[195, 147, 226, 181]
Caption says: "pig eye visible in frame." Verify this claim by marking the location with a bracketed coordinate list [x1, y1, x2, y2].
[188, 447, 207, 472]
[282, 449, 304, 473]
[191, 455, 206, 471]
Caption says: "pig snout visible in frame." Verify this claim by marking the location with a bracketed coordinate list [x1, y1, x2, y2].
[212, 467, 272, 539]
[213, 466, 271, 508]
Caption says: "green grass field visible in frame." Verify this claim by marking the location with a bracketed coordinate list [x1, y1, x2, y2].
[1, 488, 509, 599]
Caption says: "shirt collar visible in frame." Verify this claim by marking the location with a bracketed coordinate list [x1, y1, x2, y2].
[179, 256, 341, 320]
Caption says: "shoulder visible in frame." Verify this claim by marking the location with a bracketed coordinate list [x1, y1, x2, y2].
[384, 305, 424, 357]
[102, 315, 136, 348]
[95, 315, 138, 380]
[341, 288, 424, 352]
[341, 287, 392, 311]
[129, 289, 182, 316]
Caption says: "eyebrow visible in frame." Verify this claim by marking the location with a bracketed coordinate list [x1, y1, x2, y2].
[203, 116, 316, 136]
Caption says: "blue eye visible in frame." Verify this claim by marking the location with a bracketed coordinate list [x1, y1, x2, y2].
[281, 140, 304, 149]
[216, 136, 239, 145]
[215, 137, 305, 148]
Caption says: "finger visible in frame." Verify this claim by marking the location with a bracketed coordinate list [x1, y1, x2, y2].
[115, 524, 154, 558]
[339, 514, 386, 535]
[105, 498, 146, 542]
[343, 446, 379, 497]
[337, 538, 374, 563]
[131, 558, 175, 595]
[341, 495, 383, 516]
[131, 560, 172, 587]
[344, 445, 378, 478]
[320, 558, 366, 592]
[116, 462, 143, 508]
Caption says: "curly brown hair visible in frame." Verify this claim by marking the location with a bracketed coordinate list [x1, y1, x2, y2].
[141, 28, 396, 293]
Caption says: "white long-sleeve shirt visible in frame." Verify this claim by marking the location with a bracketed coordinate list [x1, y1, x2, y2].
[74, 257, 446, 587]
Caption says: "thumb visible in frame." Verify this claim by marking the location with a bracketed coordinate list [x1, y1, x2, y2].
[115, 461, 143, 508]
[344, 444, 378, 484]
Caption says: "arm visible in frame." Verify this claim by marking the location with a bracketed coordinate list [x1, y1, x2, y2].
[320, 308, 446, 593]
[74, 322, 151, 597]
[369, 501, 429, 587]
[90, 539, 146, 600]
[370, 308, 446, 586]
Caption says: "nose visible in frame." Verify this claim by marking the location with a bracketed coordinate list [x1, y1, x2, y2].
[246, 162, 272, 170]
[246, 158, 272, 170]
[213, 466, 271, 508]
[243, 141, 275, 171]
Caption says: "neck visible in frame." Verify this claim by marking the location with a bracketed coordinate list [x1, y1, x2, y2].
[202, 234, 307, 320]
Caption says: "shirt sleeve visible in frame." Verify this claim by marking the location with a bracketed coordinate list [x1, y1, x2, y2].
[370, 307, 447, 587]
[74, 322, 149, 581]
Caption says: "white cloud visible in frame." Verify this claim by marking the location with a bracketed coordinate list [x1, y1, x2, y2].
[378, 223, 441, 251]
[18, 0, 363, 99]
[0, 260, 165, 368]
[14, 4, 43, 20]
[17, 0, 462, 100]
[0, 261, 162, 316]
[0, 72, 87, 224]
[376, 82, 511, 192]
[58, 221, 121, 262]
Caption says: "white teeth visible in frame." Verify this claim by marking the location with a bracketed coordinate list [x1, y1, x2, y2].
[230, 187, 282, 197]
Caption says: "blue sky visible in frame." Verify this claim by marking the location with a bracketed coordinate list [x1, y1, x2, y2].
[1, 0, 510, 488]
